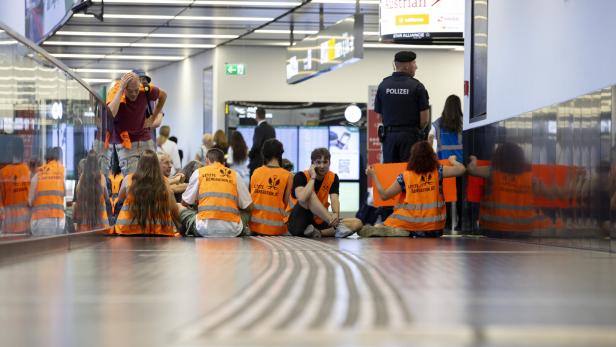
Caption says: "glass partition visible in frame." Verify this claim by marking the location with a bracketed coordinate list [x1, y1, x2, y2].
[0, 23, 111, 240]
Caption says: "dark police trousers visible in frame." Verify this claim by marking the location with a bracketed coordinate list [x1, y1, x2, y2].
[382, 127, 422, 163]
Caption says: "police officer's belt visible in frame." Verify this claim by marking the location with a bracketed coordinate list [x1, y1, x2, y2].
[385, 126, 418, 132]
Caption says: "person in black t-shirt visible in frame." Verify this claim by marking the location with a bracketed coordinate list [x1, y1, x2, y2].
[287, 148, 362, 238]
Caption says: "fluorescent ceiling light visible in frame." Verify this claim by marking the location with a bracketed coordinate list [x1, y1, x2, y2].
[44, 41, 216, 48]
[84, 78, 113, 84]
[52, 53, 184, 60]
[73, 68, 131, 73]
[92, 0, 300, 6]
[312, 0, 378, 4]
[56, 30, 237, 39]
[74, 13, 273, 21]
[255, 29, 380, 36]
[0, 40, 18, 45]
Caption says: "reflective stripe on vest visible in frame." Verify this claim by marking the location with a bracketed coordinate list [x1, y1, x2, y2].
[286, 170, 334, 225]
[196, 163, 240, 223]
[384, 169, 446, 231]
[114, 195, 178, 236]
[32, 161, 65, 220]
[250, 166, 290, 235]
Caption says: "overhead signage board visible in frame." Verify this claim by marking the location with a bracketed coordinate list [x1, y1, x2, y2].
[380, 0, 464, 42]
[225, 63, 246, 75]
[286, 14, 364, 84]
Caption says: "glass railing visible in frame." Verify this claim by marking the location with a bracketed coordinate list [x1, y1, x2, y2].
[464, 85, 616, 252]
[0, 23, 111, 240]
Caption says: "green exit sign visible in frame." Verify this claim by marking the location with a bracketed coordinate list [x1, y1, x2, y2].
[225, 63, 246, 75]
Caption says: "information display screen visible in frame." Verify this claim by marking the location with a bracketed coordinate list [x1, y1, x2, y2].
[328, 126, 360, 180]
[380, 0, 464, 42]
[275, 126, 299, 171]
[298, 127, 329, 172]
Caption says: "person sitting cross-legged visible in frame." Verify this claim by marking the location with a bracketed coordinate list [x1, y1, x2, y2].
[362, 141, 465, 238]
[179, 148, 252, 237]
[286, 148, 362, 238]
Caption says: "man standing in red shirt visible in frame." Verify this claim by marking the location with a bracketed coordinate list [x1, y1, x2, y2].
[107, 72, 167, 175]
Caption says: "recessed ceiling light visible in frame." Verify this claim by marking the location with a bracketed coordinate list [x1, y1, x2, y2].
[84, 78, 113, 84]
[73, 69, 132, 73]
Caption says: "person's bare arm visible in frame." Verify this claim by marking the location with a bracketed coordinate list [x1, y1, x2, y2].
[152, 88, 167, 117]
[467, 156, 490, 178]
[295, 166, 317, 203]
[144, 112, 163, 129]
[108, 73, 136, 117]
[366, 165, 402, 200]
[443, 155, 466, 177]
[330, 193, 341, 225]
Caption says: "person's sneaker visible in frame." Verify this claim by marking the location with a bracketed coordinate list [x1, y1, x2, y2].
[334, 223, 355, 238]
[303, 224, 322, 238]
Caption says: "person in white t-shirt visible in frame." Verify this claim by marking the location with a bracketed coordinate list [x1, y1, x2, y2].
[179, 148, 252, 237]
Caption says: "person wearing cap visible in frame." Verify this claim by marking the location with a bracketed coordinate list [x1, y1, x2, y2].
[374, 50, 430, 163]
[107, 70, 167, 176]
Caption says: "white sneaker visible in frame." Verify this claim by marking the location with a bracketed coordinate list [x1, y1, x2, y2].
[303, 224, 322, 238]
[335, 223, 354, 238]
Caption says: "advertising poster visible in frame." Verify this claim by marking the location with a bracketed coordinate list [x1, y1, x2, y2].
[380, 0, 464, 41]
[329, 126, 360, 180]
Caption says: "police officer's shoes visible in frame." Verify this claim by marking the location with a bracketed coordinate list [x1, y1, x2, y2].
[334, 224, 355, 238]
[304, 225, 322, 239]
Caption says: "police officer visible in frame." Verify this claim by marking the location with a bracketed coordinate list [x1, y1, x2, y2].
[375, 51, 430, 163]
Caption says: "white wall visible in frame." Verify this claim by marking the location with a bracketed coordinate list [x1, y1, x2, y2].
[149, 49, 215, 162]
[465, 0, 616, 129]
[151, 45, 463, 161]
[0, 0, 25, 36]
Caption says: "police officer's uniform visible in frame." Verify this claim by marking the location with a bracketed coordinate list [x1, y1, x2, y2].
[375, 51, 430, 163]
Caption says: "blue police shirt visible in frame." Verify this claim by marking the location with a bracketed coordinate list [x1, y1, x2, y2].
[374, 72, 429, 128]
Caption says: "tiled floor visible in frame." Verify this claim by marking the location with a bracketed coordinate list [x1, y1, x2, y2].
[1, 236, 615, 346]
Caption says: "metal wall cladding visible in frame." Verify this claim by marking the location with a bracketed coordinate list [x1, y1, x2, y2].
[463, 86, 616, 252]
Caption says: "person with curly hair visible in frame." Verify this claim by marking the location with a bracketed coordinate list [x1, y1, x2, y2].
[362, 141, 465, 237]
[114, 150, 180, 236]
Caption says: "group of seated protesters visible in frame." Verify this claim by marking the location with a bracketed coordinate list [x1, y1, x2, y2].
[73, 138, 467, 238]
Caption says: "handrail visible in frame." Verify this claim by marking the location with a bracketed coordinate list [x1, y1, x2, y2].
[0, 22, 105, 105]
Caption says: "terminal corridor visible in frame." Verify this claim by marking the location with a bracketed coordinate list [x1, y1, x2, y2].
[2, 237, 616, 347]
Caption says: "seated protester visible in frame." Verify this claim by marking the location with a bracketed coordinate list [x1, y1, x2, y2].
[74, 151, 112, 233]
[158, 152, 187, 197]
[114, 150, 180, 236]
[174, 160, 204, 202]
[362, 141, 465, 237]
[29, 147, 66, 236]
[249, 139, 293, 236]
[287, 148, 362, 238]
[179, 148, 252, 237]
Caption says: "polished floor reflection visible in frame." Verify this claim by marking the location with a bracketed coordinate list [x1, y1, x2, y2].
[1, 237, 616, 347]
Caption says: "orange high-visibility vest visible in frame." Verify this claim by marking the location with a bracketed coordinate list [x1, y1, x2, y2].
[114, 174, 178, 236]
[384, 169, 446, 231]
[76, 174, 111, 233]
[197, 163, 240, 223]
[0, 163, 31, 234]
[31, 160, 65, 221]
[249, 166, 291, 235]
[109, 172, 124, 214]
[286, 170, 335, 225]
[479, 171, 551, 233]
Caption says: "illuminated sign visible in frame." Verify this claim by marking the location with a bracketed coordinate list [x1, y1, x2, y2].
[286, 14, 364, 84]
[380, 0, 464, 42]
[225, 63, 246, 75]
